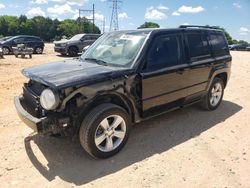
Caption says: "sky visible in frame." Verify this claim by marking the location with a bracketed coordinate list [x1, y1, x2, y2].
[0, 0, 249, 42]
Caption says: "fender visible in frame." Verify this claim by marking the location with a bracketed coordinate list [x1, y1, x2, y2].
[206, 57, 231, 91]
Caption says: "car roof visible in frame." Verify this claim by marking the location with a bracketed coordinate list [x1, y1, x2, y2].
[110, 26, 223, 35]
[11, 35, 42, 39]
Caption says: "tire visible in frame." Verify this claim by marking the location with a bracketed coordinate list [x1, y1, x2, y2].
[34, 47, 43, 54]
[79, 103, 131, 159]
[68, 46, 78, 57]
[200, 77, 224, 111]
[2, 47, 10, 55]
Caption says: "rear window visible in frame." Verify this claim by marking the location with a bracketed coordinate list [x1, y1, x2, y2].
[209, 33, 229, 57]
[186, 33, 211, 61]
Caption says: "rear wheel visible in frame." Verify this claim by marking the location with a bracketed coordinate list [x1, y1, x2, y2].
[79, 103, 131, 158]
[34, 47, 43, 54]
[68, 46, 78, 57]
[200, 77, 224, 110]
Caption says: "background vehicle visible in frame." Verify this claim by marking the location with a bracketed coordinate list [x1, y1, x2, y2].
[0, 36, 13, 42]
[15, 26, 231, 158]
[229, 43, 250, 51]
[0, 35, 44, 55]
[54, 33, 100, 57]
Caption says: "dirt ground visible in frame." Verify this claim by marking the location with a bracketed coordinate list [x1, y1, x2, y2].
[0, 44, 249, 188]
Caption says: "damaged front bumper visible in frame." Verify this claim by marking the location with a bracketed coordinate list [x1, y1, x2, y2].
[14, 96, 70, 135]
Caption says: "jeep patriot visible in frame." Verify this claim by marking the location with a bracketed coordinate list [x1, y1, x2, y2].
[14, 25, 232, 158]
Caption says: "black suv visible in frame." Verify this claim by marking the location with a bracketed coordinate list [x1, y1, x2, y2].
[54, 34, 100, 56]
[14, 26, 231, 158]
[0, 35, 44, 55]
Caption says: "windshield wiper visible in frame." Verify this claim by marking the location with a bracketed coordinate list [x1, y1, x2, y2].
[84, 58, 108, 66]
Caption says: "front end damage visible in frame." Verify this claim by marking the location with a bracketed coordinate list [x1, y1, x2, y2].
[14, 81, 71, 135]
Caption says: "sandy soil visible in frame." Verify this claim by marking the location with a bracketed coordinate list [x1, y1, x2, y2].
[0, 44, 249, 187]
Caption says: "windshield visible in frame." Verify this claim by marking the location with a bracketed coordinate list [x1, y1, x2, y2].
[70, 34, 84, 41]
[81, 31, 149, 68]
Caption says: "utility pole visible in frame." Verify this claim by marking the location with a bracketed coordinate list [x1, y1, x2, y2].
[78, 4, 95, 33]
[109, 0, 121, 31]
[103, 17, 105, 33]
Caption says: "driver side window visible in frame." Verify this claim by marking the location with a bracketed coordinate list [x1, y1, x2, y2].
[146, 34, 181, 71]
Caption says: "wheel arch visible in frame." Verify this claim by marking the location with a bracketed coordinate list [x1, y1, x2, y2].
[80, 93, 135, 123]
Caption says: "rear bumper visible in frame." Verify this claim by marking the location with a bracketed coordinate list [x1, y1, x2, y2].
[14, 96, 70, 134]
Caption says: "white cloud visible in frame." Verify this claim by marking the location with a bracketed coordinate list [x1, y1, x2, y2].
[178, 5, 205, 14]
[26, 7, 46, 17]
[0, 3, 5, 9]
[47, 4, 75, 15]
[157, 5, 168, 10]
[172, 11, 180, 16]
[233, 3, 241, 9]
[30, 0, 48, 4]
[51, 0, 88, 6]
[239, 27, 249, 35]
[118, 12, 129, 20]
[145, 6, 167, 20]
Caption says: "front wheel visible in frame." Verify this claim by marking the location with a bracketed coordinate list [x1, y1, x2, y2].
[79, 103, 131, 159]
[200, 77, 224, 110]
[68, 47, 78, 57]
[2, 47, 10, 55]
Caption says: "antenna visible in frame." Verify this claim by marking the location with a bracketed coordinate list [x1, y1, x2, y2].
[109, 0, 121, 31]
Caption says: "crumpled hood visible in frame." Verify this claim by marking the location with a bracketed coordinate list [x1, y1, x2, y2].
[22, 59, 121, 89]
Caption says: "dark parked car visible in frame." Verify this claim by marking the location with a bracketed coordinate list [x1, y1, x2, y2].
[0, 36, 13, 42]
[0, 35, 44, 55]
[15, 26, 231, 158]
[229, 43, 249, 51]
[54, 33, 100, 56]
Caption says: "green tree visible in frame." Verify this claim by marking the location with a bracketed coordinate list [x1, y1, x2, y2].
[138, 22, 160, 29]
[0, 15, 101, 42]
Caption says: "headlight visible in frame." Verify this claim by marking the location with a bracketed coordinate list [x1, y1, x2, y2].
[40, 89, 60, 110]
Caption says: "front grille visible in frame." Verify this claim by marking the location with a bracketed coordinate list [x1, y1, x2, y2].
[22, 81, 47, 117]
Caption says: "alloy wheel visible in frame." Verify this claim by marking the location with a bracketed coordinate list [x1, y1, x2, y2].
[94, 115, 126, 152]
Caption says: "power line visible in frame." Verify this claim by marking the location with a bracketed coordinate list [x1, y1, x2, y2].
[78, 4, 95, 33]
[109, 0, 121, 31]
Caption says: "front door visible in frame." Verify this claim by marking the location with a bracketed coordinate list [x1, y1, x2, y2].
[140, 33, 190, 116]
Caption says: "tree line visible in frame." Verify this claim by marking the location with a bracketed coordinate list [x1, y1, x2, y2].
[0, 15, 101, 42]
[0, 16, 248, 45]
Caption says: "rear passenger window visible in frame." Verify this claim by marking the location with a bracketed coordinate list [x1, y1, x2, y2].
[210, 33, 229, 56]
[186, 33, 211, 61]
[146, 35, 181, 70]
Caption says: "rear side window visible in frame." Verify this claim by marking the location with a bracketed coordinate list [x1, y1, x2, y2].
[209, 33, 229, 57]
[186, 33, 211, 61]
[146, 34, 181, 70]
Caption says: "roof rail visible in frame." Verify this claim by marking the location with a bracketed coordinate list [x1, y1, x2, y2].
[179, 25, 219, 29]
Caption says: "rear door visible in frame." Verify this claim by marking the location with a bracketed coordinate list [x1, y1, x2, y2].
[184, 30, 213, 100]
[140, 32, 190, 115]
